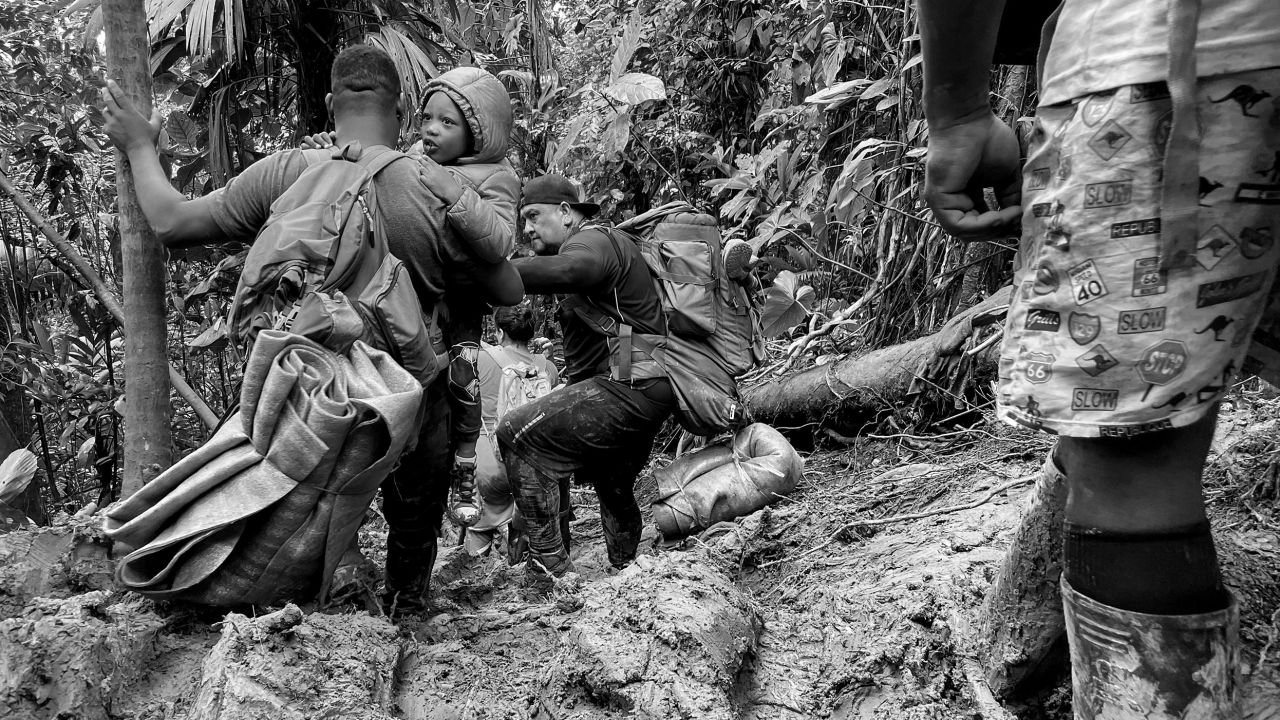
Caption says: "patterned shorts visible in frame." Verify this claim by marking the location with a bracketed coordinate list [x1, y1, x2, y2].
[997, 68, 1280, 437]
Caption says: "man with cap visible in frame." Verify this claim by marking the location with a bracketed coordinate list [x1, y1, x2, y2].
[495, 174, 677, 578]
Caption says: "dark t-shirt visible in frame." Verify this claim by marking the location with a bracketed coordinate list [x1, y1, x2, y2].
[208, 148, 454, 314]
[554, 228, 664, 383]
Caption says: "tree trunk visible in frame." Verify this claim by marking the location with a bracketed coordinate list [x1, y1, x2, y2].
[743, 287, 1011, 434]
[103, 0, 173, 497]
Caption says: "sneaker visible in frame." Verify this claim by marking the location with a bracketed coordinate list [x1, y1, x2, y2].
[722, 238, 756, 282]
[448, 454, 480, 527]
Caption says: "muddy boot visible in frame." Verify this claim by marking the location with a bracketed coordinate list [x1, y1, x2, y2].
[528, 543, 574, 577]
[448, 453, 480, 527]
[980, 452, 1069, 698]
[383, 528, 437, 619]
[1061, 578, 1240, 719]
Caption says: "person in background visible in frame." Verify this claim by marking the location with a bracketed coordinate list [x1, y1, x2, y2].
[463, 303, 559, 558]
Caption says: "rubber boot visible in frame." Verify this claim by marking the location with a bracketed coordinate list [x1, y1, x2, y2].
[1061, 578, 1240, 719]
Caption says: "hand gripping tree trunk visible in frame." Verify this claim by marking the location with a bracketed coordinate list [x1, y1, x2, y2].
[103, 0, 173, 496]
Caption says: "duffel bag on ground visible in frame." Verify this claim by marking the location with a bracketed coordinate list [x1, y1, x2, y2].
[651, 423, 803, 538]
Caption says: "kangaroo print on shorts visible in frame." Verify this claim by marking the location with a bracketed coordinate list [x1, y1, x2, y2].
[998, 69, 1280, 438]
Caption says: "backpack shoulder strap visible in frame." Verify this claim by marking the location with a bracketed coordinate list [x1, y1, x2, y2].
[355, 146, 408, 177]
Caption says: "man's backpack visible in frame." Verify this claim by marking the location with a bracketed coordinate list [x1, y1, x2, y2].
[485, 345, 555, 419]
[227, 144, 446, 386]
[571, 203, 764, 436]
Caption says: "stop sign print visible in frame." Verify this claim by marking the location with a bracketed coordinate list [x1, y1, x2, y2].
[1138, 340, 1188, 402]
[1138, 340, 1187, 385]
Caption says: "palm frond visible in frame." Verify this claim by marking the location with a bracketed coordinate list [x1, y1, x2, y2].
[80, 6, 104, 49]
[149, 0, 193, 39]
[367, 26, 438, 109]
[225, 0, 244, 61]
[184, 0, 215, 56]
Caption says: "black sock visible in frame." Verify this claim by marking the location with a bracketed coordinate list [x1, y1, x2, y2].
[1063, 520, 1226, 614]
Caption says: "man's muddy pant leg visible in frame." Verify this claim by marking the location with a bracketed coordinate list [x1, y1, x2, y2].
[498, 376, 675, 575]
[505, 452, 573, 574]
[578, 445, 649, 568]
[381, 377, 451, 608]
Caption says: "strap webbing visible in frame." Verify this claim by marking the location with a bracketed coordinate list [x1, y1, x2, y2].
[1159, 0, 1202, 271]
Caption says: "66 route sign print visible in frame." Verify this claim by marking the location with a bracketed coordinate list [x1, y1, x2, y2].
[1139, 339, 1188, 401]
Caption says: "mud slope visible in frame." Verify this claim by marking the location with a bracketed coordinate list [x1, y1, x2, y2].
[2, 402, 1280, 719]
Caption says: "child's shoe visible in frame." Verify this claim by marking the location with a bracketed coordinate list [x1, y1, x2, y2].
[448, 454, 480, 527]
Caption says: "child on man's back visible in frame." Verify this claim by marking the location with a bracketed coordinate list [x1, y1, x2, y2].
[408, 67, 520, 527]
[302, 66, 518, 524]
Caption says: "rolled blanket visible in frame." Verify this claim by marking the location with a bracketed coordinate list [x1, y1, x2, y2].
[104, 330, 423, 606]
[651, 423, 803, 539]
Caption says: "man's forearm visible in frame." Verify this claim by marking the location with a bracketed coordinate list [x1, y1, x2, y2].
[919, 0, 1004, 127]
[513, 255, 601, 294]
[122, 143, 188, 243]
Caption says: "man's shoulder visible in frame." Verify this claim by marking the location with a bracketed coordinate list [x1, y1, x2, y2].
[563, 226, 613, 249]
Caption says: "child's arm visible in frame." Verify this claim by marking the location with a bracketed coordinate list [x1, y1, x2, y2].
[443, 166, 519, 264]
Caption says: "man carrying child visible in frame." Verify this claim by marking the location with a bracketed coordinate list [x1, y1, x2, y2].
[101, 43, 523, 615]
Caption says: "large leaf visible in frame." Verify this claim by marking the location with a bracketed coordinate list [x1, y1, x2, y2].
[604, 73, 666, 105]
[760, 270, 815, 337]
[0, 449, 37, 505]
[165, 110, 201, 147]
[804, 77, 870, 108]
[600, 111, 632, 161]
[188, 318, 228, 354]
[549, 113, 590, 168]
[828, 138, 890, 227]
[610, 10, 644, 81]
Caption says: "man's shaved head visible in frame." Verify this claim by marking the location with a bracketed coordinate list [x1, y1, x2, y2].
[330, 44, 401, 115]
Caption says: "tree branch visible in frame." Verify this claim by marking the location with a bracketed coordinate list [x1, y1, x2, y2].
[0, 169, 219, 430]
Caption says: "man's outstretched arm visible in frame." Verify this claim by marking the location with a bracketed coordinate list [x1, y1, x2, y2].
[512, 250, 606, 295]
[918, 0, 1023, 240]
[101, 79, 223, 249]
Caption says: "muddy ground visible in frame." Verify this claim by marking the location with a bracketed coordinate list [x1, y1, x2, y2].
[4, 396, 1280, 719]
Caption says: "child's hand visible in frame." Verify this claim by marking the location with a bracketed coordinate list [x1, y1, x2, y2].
[416, 156, 463, 205]
[300, 131, 337, 149]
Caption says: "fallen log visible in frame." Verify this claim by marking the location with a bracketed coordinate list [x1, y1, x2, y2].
[743, 286, 1011, 434]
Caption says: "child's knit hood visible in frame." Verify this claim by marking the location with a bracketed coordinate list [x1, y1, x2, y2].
[423, 67, 513, 166]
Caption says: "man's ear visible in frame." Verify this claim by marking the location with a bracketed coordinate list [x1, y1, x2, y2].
[559, 202, 574, 227]
[324, 93, 334, 124]
[396, 93, 408, 121]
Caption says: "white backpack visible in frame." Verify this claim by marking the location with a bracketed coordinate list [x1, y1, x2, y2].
[486, 346, 554, 419]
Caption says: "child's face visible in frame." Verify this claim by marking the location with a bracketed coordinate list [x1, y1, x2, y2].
[418, 93, 469, 163]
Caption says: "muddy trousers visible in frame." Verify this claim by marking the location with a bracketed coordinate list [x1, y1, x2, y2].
[505, 452, 647, 573]
[380, 379, 452, 610]
[1061, 578, 1240, 718]
[497, 376, 675, 575]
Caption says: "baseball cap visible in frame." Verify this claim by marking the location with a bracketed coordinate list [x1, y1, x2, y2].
[522, 174, 600, 218]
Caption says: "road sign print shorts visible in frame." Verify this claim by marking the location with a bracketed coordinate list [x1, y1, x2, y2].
[998, 68, 1280, 438]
